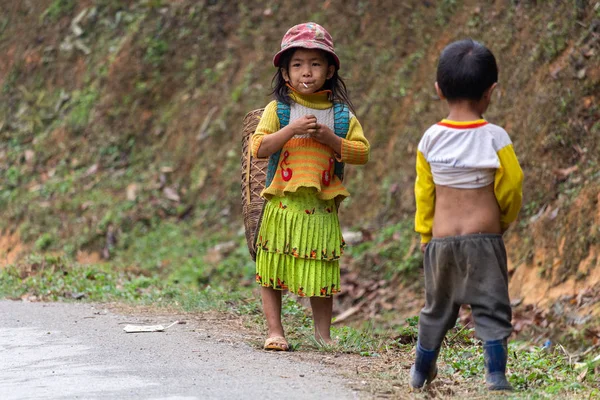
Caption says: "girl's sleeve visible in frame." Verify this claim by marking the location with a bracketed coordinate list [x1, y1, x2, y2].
[336, 116, 370, 165]
[494, 144, 524, 231]
[414, 150, 435, 244]
[251, 100, 280, 159]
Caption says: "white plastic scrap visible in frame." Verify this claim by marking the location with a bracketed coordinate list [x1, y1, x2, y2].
[123, 320, 179, 333]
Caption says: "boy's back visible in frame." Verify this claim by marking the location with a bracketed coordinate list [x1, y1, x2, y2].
[409, 39, 523, 392]
[415, 120, 522, 242]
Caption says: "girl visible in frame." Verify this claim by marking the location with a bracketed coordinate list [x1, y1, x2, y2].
[251, 22, 370, 351]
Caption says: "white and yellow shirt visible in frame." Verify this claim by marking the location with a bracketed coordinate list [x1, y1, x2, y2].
[415, 119, 524, 243]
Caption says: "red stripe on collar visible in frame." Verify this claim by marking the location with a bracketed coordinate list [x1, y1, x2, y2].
[437, 119, 488, 129]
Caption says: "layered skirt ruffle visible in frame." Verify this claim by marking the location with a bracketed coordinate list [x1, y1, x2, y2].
[255, 188, 344, 297]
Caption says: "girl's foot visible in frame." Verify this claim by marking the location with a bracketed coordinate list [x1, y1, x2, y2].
[264, 336, 289, 351]
[314, 336, 339, 348]
[310, 296, 333, 346]
[260, 287, 287, 350]
[314, 335, 333, 344]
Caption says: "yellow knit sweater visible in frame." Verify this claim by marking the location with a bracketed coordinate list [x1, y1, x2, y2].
[251, 91, 369, 201]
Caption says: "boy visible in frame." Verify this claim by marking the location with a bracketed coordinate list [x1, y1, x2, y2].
[410, 39, 523, 391]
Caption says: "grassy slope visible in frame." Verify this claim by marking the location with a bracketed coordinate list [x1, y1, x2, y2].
[0, 1, 599, 397]
[1, 0, 598, 273]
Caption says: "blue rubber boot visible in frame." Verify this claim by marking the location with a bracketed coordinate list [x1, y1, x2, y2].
[409, 342, 440, 390]
[484, 340, 513, 391]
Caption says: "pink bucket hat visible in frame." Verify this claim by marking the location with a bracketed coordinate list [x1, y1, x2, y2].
[273, 22, 340, 69]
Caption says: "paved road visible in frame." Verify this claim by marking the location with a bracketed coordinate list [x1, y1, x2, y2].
[0, 301, 357, 400]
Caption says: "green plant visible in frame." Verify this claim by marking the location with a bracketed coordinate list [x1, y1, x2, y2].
[144, 37, 169, 66]
[4, 166, 21, 188]
[142, 0, 165, 9]
[68, 89, 99, 133]
[346, 221, 423, 279]
[533, 20, 568, 62]
[395, 315, 419, 344]
[436, 0, 458, 26]
[35, 233, 54, 251]
[315, 324, 386, 356]
[41, 0, 75, 22]
[2, 66, 21, 94]
[0, 17, 9, 41]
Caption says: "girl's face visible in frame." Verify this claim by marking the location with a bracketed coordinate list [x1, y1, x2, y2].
[282, 48, 335, 95]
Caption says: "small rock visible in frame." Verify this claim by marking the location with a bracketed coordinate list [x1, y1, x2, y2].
[342, 231, 363, 245]
[126, 184, 138, 201]
[24, 150, 35, 164]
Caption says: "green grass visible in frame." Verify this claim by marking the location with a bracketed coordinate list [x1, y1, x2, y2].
[67, 89, 99, 134]
[315, 324, 389, 356]
[1, 250, 598, 398]
[6, 215, 593, 397]
[395, 322, 600, 398]
[435, 0, 458, 26]
[345, 221, 422, 280]
[41, 0, 75, 22]
[0, 252, 253, 311]
[0, 255, 166, 303]
[0, 1, 599, 397]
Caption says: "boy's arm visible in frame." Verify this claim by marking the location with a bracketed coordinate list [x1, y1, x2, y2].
[415, 150, 435, 244]
[335, 116, 370, 165]
[251, 101, 280, 159]
[494, 144, 524, 232]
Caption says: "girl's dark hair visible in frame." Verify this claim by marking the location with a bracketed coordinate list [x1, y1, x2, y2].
[271, 48, 356, 114]
[436, 39, 498, 101]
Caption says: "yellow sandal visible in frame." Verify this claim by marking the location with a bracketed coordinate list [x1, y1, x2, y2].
[263, 336, 289, 351]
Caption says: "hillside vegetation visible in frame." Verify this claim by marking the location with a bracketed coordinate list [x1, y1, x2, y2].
[1, 1, 600, 397]
[1, 0, 599, 332]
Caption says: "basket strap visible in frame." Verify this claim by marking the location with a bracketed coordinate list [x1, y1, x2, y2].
[265, 101, 290, 187]
[245, 112, 262, 205]
[245, 141, 252, 204]
[333, 103, 349, 182]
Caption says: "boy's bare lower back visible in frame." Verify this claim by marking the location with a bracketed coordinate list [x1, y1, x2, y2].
[433, 183, 502, 238]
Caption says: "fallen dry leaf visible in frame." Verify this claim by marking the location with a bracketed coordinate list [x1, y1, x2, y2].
[163, 187, 180, 202]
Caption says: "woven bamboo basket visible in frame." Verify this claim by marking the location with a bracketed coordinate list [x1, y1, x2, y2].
[241, 108, 266, 261]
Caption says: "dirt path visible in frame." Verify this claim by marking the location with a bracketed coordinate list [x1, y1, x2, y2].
[0, 300, 361, 400]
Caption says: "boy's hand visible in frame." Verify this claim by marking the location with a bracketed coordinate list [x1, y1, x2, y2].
[420, 243, 428, 253]
[288, 115, 318, 136]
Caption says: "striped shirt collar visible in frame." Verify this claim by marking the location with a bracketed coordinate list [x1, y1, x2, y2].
[437, 119, 488, 129]
[287, 84, 333, 110]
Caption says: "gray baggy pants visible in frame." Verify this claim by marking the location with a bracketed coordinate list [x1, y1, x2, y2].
[418, 234, 513, 350]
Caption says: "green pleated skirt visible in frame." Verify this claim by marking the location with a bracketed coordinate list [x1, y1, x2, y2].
[255, 188, 344, 297]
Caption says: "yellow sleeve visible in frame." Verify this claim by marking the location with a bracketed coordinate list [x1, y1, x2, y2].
[494, 144, 524, 231]
[251, 100, 279, 159]
[414, 150, 435, 243]
[337, 116, 370, 165]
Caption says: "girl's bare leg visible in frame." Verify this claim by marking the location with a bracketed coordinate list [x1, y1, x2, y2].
[261, 286, 285, 338]
[310, 296, 333, 343]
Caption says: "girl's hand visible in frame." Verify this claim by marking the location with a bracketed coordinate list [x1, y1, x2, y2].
[310, 124, 335, 143]
[310, 124, 342, 154]
[288, 115, 318, 136]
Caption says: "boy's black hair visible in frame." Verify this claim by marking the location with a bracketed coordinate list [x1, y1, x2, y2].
[436, 39, 498, 101]
[271, 48, 356, 114]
